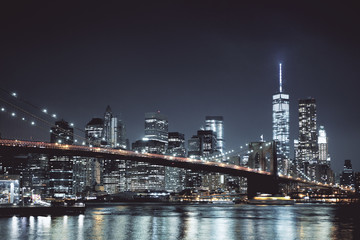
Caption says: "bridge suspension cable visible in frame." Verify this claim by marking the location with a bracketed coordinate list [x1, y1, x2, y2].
[0, 88, 88, 144]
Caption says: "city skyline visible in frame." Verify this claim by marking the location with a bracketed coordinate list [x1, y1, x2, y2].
[1, 1, 359, 173]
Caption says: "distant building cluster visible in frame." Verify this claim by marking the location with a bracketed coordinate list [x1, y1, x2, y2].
[272, 64, 334, 184]
[1, 63, 358, 200]
[0, 106, 231, 198]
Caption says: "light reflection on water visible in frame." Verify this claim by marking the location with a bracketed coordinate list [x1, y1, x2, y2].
[0, 203, 359, 240]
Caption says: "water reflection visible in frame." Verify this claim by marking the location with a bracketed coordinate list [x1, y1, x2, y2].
[0, 204, 359, 239]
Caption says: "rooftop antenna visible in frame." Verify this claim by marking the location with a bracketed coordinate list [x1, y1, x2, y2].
[279, 63, 282, 93]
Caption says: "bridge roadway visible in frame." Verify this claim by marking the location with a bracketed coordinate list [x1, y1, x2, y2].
[0, 139, 332, 188]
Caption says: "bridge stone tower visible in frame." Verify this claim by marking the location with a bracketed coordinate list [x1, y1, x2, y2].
[248, 141, 277, 175]
[247, 140, 279, 198]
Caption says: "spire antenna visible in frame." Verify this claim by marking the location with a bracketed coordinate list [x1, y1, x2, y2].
[279, 63, 282, 93]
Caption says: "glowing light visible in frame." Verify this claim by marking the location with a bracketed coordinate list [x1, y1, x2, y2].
[22, 117, 25, 121]
[42, 109, 47, 113]
[11, 112, 16, 117]
[1, 107, 5, 111]
[279, 63, 282, 93]
[31, 121, 35, 125]
[52, 114, 57, 118]
[70, 123, 74, 127]
[12, 92, 17, 97]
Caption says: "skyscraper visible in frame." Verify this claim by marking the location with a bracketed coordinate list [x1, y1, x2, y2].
[103, 105, 113, 145]
[102, 106, 128, 149]
[127, 112, 169, 191]
[272, 63, 290, 174]
[49, 120, 74, 196]
[197, 130, 217, 157]
[318, 125, 330, 166]
[85, 118, 104, 146]
[165, 132, 186, 192]
[205, 116, 224, 153]
[144, 112, 168, 144]
[340, 160, 354, 187]
[297, 98, 318, 167]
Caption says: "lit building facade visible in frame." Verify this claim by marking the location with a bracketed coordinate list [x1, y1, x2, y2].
[318, 125, 330, 166]
[85, 118, 105, 193]
[99, 106, 129, 150]
[129, 140, 166, 191]
[205, 116, 224, 153]
[165, 132, 186, 192]
[144, 112, 168, 144]
[297, 98, 318, 168]
[49, 120, 74, 196]
[272, 64, 290, 174]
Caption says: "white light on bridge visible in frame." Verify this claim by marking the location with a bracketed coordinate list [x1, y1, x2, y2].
[52, 114, 57, 118]
[11, 112, 16, 117]
[31, 121, 35, 125]
[12, 92, 17, 97]
[42, 109, 47, 113]
[22, 117, 25, 121]
[70, 123, 74, 127]
[1, 108, 5, 111]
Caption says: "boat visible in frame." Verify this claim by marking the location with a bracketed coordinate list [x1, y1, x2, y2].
[248, 194, 295, 205]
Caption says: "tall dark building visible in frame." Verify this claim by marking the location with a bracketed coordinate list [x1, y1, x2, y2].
[21, 154, 49, 198]
[197, 130, 217, 157]
[340, 160, 354, 187]
[188, 135, 201, 159]
[50, 119, 74, 145]
[355, 172, 360, 193]
[167, 132, 186, 157]
[85, 118, 104, 146]
[103, 105, 113, 146]
[297, 98, 318, 175]
[186, 130, 219, 189]
[49, 119, 74, 196]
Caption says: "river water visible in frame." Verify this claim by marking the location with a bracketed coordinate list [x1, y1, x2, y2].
[0, 203, 359, 240]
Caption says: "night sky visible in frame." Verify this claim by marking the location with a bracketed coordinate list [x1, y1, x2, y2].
[1, 1, 359, 173]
